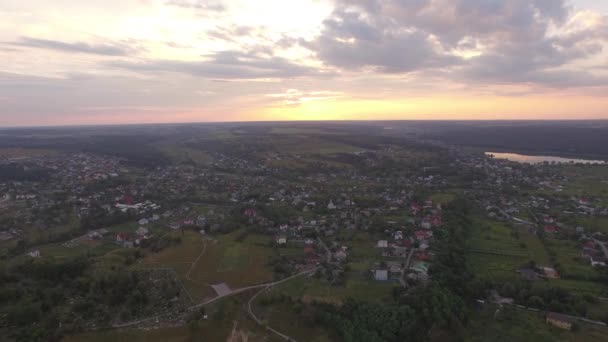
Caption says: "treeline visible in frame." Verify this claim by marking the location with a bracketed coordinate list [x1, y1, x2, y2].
[0, 254, 183, 341]
[314, 197, 474, 342]
[435, 125, 608, 159]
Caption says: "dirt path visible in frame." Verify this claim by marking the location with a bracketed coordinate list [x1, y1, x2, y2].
[186, 238, 208, 281]
[247, 287, 297, 342]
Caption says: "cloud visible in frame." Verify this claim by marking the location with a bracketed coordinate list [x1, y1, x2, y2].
[316, 0, 608, 87]
[266, 89, 344, 106]
[315, 9, 462, 73]
[107, 50, 334, 80]
[10, 36, 138, 56]
[165, 0, 225, 12]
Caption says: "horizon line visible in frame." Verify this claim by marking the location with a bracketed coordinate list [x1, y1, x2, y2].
[3, 118, 608, 130]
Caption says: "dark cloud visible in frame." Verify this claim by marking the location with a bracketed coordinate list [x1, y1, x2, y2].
[107, 50, 334, 79]
[315, 9, 461, 73]
[316, 0, 608, 87]
[10, 36, 137, 56]
[165, 0, 225, 12]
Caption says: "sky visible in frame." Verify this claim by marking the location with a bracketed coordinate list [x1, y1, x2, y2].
[1, 0, 608, 126]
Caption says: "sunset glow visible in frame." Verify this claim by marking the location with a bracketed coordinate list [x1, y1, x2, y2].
[1, 0, 608, 126]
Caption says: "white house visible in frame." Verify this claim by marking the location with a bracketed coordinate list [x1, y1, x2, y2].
[374, 269, 388, 281]
[136, 226, 149, 237]
[327, 200, 337, 210]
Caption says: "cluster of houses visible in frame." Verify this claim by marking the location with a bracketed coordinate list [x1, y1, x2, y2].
[581, 239, 607, 267]
[371, 199, 442, 284]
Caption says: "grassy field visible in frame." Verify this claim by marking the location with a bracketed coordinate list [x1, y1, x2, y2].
[430, 193, 457, 205]
[466, 218, 549, 282]
[466, 304, 608, 342]
[253, 293, 334, 341]
[467, 217, 607, 296]
[134, 230, 275, 301]
[63, 296, 275, 342]
[0, 147, 58, 158]
[545, 238, 601, 281]
[558, 165, 608, 197]
[273, 270, 396, 305]
[134, 230, 213, 301]
[188, 231, 274, 289]
[270, 127, 343, 135]
[160, 145, 212, 166]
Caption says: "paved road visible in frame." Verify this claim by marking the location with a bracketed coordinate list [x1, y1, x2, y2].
[112, 267, 318, 329]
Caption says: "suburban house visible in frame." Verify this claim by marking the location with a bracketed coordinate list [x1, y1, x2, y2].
[373, 269, 388, 281]
[541, 267, 560, 279]
[546, 312, 575, 330]
[544, 225, 558, 234]
[136, 226, 150, 237]
[116, 232, 127, 243]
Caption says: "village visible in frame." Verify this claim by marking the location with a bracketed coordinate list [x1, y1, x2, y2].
[1, 128, 608, 341]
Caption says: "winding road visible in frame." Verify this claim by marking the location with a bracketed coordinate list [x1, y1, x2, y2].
[112, 267, 318, 329]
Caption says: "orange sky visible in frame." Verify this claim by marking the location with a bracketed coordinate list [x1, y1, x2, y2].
[1, 0, 608, 126]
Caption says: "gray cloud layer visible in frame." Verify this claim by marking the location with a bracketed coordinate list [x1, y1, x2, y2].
[108, 50, 334, 79]
[313, 0, 608, 86]
[11, 36, 137, 56]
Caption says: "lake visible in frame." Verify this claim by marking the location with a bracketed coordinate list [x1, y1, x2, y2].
[485, 152, 606, 164]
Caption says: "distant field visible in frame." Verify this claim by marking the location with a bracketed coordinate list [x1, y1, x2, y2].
[270, 127, 343, 135]
[0, 147, 58, 158]
[467, 304, 608, 342]
[430, 193, 456, 205]
[160, 145, 211, 165]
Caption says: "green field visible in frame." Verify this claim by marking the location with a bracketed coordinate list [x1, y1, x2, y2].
[217, 244, 248, 271]
[273, 270, 396, 305]
[467, 304, 608, 342]
[135, 229, 275, 301]
[466, 218, 549, 282]
[253, 293, 334, 341]
[63, 297, 274, 342]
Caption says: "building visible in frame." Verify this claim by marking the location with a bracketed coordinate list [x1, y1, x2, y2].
[136, 226, 149, 237]
[377, 240, 388, 248]
[116, 232, 127, 243]
[327, 200, 337, 210]
[546, 312, 574, 330]
[541, 267, 560, 279]
[374, 269, 388, 281]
